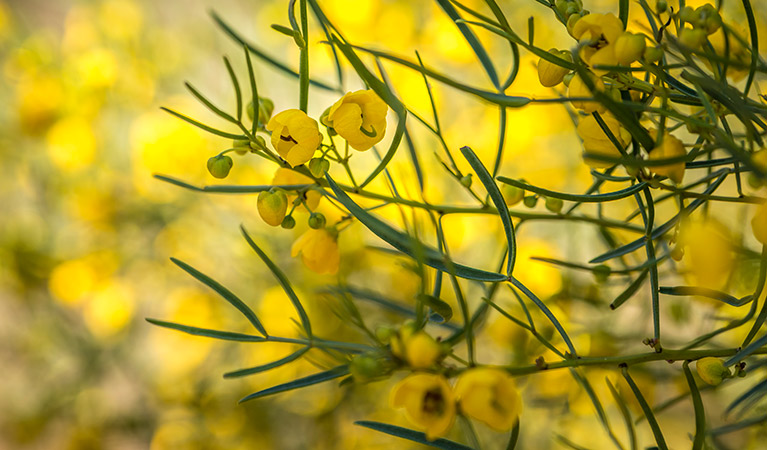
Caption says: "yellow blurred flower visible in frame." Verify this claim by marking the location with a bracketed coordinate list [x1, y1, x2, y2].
[568, 72, 605, 113]
[272, 168, 321, 211]
[391, 373, 456, 441]
[648, 130, 686, 183]
[16, 74, 63, 133]
[571, 13, 624, 74]
[266, 109, 322, 167]
[82, 279, 135, 338]
[706, 25, 750, 81]
[327, 89, 388, 151]
[751, 201, 767, 245]
[576, 112, 631, 168]
[291, 228, 340, 275]
[98, 0, 143, 42]
[679, 219, 734, 291]
[455, 368, 522, 431]
[402, 331, 443, 370]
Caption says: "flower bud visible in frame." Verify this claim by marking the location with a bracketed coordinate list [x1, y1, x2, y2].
[696, 357, 730, 386]
[679, 28, 706, 50]
[655, 0, 667, 13]
[308, 157, 329, 178]
[523, 195, 538, 208]
[670, 245, 684, 261]
[258, 98, 274, 126]
[460, 174, 473, 188]
[545, 196, 564, 213]
[250, 135, 267, 152]
[280, 215, 296, 229]
[257, 189, 288, 227]
[538, 49, 571, 87]
[614, 33, 646, 65]
[695, 4, 721, 35]
[350, 352, 391, 382]
[404, 331, 443, 369]
[502, 184, 525, 206]
[376, 326, 396, 343]
[206, 154, 233, 179]
[643, 46, 664, 64]
[233, 138, 250, 155]
[679, 6, 697, 24]
[592, 264, 611, 282]
[308, 212, 326, 229]
[566, 13, 584, 37]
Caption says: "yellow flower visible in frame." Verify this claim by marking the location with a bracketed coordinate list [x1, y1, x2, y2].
[614, 33, 646, 66]
[648, 130, 686, 183]
[454, 368, 522, 431]
[706, 25, 750, 81]
[390, 326, 443, 369]
[272, 168, 321, 211]
[679, 219, 734, 291]
[576, 113, 631, 168]
[327, 90, 388, 151]
[537, 49, 571, 87]
[291, 228, 340, 275]
[266, 109, 322, 167]
[752, 201, 767, 245]
[391, 373, 456, 441]
[569, 72, 605, 113]
[571, 13, 624, 74]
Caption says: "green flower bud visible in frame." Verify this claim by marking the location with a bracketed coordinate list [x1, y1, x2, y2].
[207, 155, 233, 179]
[246, 100, 255, 122]
[643, 46, 664, 64]
[555, 0, 570, 18]
[258, 98, 274, 126]
[545, 196, 564, 213]
[308, 157, 329, 178]
[679, 28, 706, 50]
[655, 0, 667, 14]
[679, 6, 696, 24]
[523, 195, 538, 208]
[280, 215, 296, 229]
[350, 352, 391, 382]
[592, 264, 611, 282]
[696, 357, 731, 386]
[695, 4, 721, 35]
[501, 184, 525, 206]
[250, 135, 267, 152]
[308, 212, 326, 229]
[375, 326, 396, 343]
[233, 138, 250, 155]
[670, 245, 684, 261]
[257, 189, 288, 227]
[748, 173, 764, 189]
[460, 174, 473, 188]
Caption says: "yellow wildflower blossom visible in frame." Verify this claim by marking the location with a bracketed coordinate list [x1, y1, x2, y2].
[648, 130, 686, 183]
[752, 201, 767, 245]
[455, 368, 522, 431]
[266, 109, 322, 167]
[391, 373, 456, 441]
[571, 13, 623, 74]
[327, 89, 388, 151]
[291, 228, 340, 275]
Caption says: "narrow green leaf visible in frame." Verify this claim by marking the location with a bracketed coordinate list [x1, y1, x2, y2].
[271, 24, 296, 37]
[618, 0, 629, 29]
[355, 421, 474, 450]
[224, 347, 309, 378]
[240, 226, 313, 337]
[185, 81, 238, 124]
[239, 365, 349, 403]
[527, 16, 534, 45]
[243, 45, 259, 134]
[170, 258, 267, 336]
[506, 419, 520, 450]
[511, 277, 577, 356]
[683, 362, 706, 450]
[417, 294, 453, 322]
[497, 177, 647, 203]
[569, 369, 625, 450]
[325, 175, 507, 282]
[621, 367, 669, 450]
[298, 0, 309, 112]
[607, 377, 637, 450]
[160, 107, 245, 140]
[740, 0, 759, 96]
[145, 318, 265, 342]
[461, 146, 516, 275]
[436, 0, 500, 90]
[610, 268, 649, 310]
[659, 286, 752, 307]
[223, 56, 242, 121]
[724, 332, 767, 367]
[211, 11, 339, 93]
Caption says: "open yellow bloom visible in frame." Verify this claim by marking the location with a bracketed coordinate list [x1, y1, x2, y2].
[272, 168, 321, 211]
[291, 228, 340, 275]
[266, 109, 322, 167]
[455, 368, 522, 431]
[391, 373, 456, 441]
[752, 201, 767, 245]
[571, 13, 623, 74]
[576, 113, 630, 168]
[649, 130, 686, 183]
[327, 90, 388, 151]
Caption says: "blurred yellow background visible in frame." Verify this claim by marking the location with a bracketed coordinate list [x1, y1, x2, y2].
[3, 0, 766, 449]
